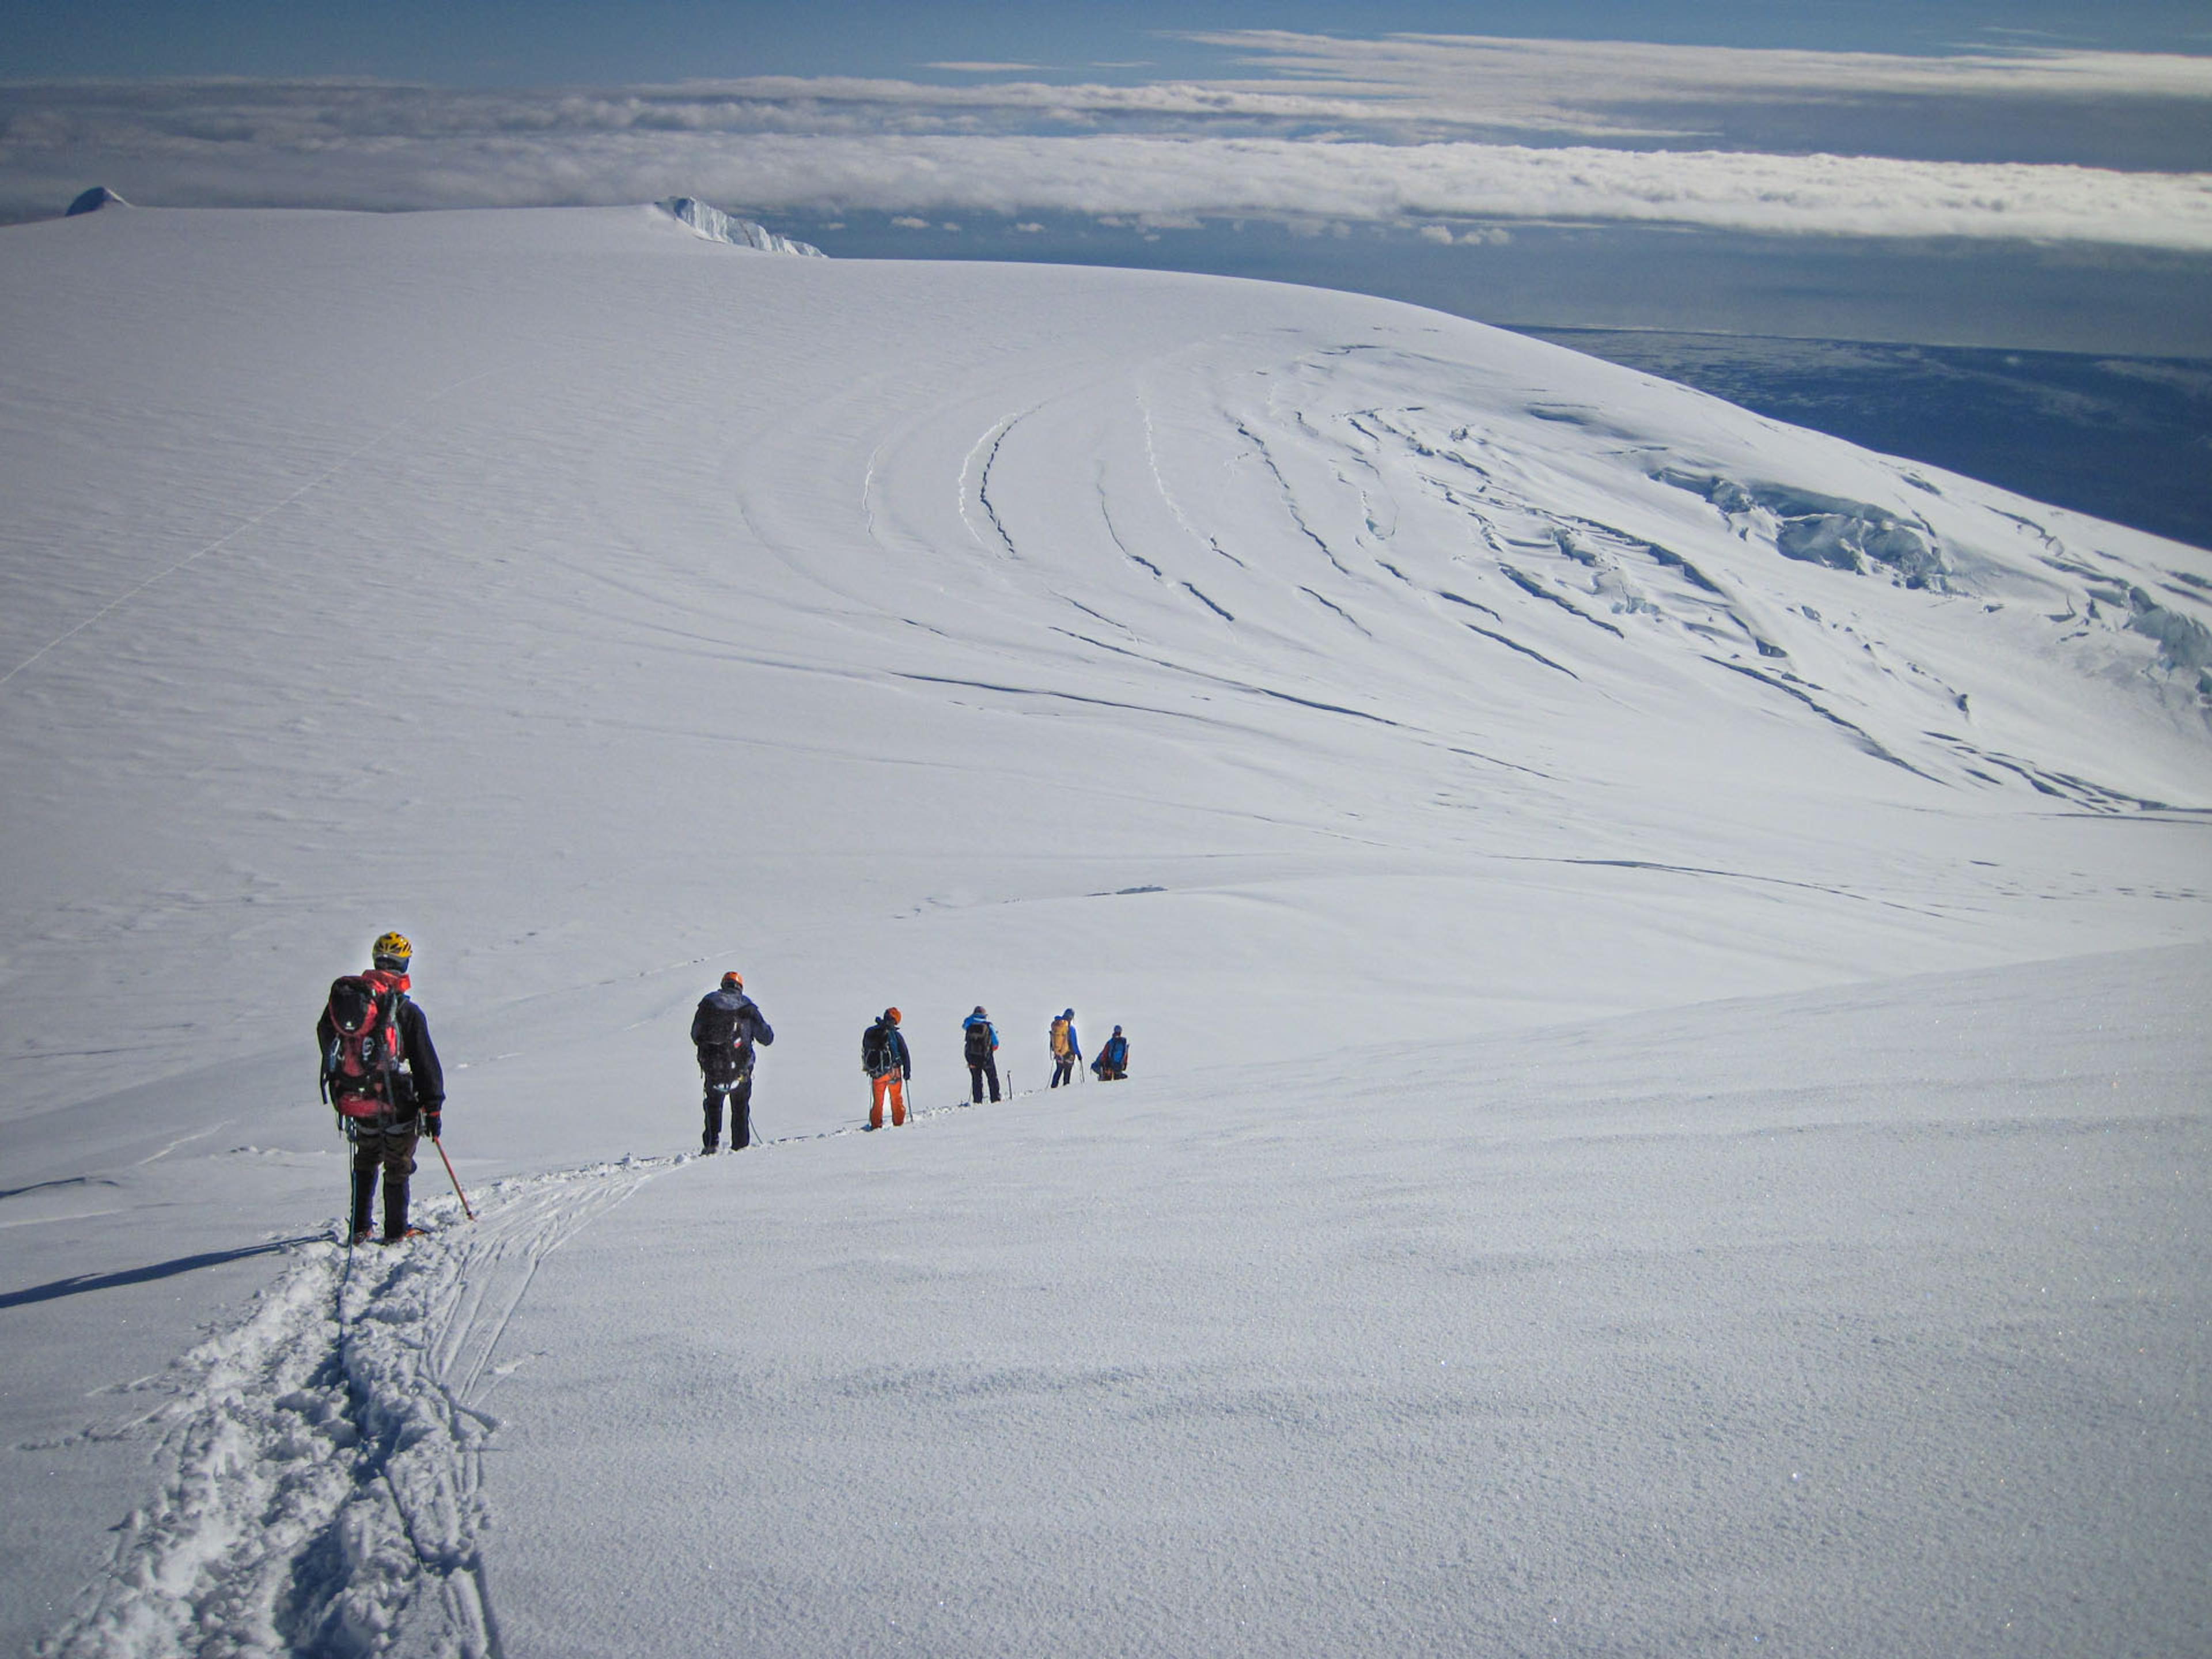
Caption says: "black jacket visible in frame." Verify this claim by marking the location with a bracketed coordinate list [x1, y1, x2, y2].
[316, 990, 445, 1114]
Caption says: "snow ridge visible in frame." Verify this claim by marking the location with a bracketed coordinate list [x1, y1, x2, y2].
[65, 187, 131, 217]
[654, 198, 823, 257]
[37, 1160, 667, 1659]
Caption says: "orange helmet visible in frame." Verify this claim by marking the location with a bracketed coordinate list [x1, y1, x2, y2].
[721, 971, 744, 989]
[884, 1006, 902, 1025]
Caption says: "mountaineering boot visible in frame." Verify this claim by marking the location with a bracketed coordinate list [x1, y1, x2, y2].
[382, 1175, 410, 1243]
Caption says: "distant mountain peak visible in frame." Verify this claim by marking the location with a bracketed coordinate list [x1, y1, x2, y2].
[655, 198, 823, 257]
[65, 185, 131, 217]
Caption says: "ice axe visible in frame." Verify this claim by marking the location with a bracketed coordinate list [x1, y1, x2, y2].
[431, 1134, 476, 1221]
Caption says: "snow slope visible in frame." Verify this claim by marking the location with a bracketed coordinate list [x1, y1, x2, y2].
[1, 204, 2207, 1655]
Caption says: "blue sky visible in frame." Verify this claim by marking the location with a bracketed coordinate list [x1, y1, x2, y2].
[9, 2, 2212, 81]
[4, 3, 2209, 351]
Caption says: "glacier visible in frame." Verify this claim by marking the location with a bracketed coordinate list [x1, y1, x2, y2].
[655, 196, 825, 257]
[0, 203, 2205, 1657]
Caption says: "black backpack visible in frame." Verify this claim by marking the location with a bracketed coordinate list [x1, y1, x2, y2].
[963, 1021, 994, 1064]
[861, 1021, 893, 1073]
[694, 994, 759, 1086]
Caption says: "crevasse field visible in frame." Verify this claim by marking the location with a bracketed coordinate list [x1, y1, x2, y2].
[1, 203, 2206, 1658]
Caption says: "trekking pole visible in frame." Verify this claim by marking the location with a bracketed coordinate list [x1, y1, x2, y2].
[431, 1134, 476, 1221]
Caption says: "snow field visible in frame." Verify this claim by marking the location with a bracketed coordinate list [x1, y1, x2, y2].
[498, 946, 2202, 1657]
[44, 944, 2198, 1657]
[0, 203, 2206, 1654]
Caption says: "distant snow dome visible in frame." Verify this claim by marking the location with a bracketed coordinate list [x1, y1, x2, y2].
[655, 198, 823, 257]
[65, 185, 131, 217]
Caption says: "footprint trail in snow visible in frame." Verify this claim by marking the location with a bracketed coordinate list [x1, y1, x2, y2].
[38, 1157, 669, 1659]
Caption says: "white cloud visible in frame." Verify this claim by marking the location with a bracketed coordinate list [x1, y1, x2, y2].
[18, 36, 2207, 160]
[22, 124, 2202, 252]
[1184, 30, 2212, 106]
[1417, 223, 1455, 244]
[3, 44, 2209, 250]
[891, 214, 931, 229]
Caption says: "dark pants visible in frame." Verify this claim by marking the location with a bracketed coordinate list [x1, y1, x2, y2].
[1051, 1058, 1075, 1087]
[968, 1057, 1001, 1103]
[350, 1120, 420, 1239]
[704, 1074, 753, 1151]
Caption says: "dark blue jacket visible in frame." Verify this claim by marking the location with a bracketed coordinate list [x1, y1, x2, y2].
[694, 988, 773, 1082]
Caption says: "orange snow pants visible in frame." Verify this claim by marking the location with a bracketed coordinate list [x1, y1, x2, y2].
[870, 1073, 907, 1128]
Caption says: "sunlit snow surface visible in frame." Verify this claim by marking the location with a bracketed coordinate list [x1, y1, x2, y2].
[1, 205, 2206, 1656]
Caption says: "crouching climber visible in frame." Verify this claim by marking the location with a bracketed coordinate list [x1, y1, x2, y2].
[1090, 1025, 1130, 1081]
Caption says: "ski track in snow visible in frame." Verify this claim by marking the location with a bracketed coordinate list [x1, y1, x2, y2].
[36, 1158, 665, 1659]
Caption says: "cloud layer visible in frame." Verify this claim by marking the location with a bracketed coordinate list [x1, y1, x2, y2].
[5, 32, 2210, 247]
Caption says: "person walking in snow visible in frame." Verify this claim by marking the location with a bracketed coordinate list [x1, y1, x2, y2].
[1090, 1025, 1130, 1081]
[317, 930, 446, 1244]
[692, 971, 774, 1153]
[863, 1007, 912, 1128]
[963, 1005, 1002, 1103]
[1048, 1009, 1081, 1088]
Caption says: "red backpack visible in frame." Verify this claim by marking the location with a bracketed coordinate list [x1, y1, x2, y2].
[322, 970, 408, 1119]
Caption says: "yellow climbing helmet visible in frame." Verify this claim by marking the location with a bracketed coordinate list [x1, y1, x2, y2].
[372, 930, 414, 967]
